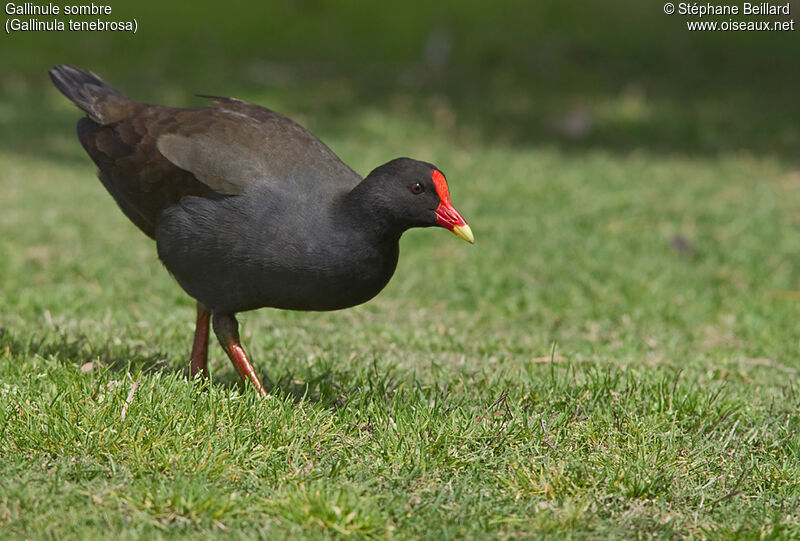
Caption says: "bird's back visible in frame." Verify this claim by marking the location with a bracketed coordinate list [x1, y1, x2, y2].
[50, 65, 362, 238]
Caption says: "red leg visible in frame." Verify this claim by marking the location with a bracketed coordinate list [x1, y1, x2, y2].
[212, 313, 267, 397]
[189, 302, 211, 379]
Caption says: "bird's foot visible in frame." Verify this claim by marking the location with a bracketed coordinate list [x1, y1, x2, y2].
[212, 313, 268, 397]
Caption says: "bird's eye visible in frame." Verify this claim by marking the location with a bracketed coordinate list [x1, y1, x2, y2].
[410, 183, 424, 195]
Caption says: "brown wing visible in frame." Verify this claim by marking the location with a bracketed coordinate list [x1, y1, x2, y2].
[155, 97, 360, 194]
[78, 103, 223, 239]
[79, 97, 360, 239]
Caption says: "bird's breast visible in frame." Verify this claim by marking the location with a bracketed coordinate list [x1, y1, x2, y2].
[156, 196, 399, 313]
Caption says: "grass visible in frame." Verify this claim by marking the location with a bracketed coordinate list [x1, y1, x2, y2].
[3, 1, 800, 538]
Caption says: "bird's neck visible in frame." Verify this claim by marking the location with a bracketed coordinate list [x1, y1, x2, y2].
[338, 180, 403, 242]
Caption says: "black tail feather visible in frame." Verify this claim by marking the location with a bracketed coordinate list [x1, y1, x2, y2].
[49, 65, 127, 124]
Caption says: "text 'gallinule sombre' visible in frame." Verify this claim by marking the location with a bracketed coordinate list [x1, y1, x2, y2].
[49, 65, 474, 396]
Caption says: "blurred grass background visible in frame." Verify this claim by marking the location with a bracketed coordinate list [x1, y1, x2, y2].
[2, 1, 800, 538]
[3, 0, 799, 161]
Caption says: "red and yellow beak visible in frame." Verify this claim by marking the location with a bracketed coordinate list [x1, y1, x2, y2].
[432, 170, 474, 244]
[435, 202, 474, 243]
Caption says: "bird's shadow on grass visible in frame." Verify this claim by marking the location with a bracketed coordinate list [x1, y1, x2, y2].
[1, 324, 177, 377]
[0, 325, 353, 406]
[210, 367, 349, 406]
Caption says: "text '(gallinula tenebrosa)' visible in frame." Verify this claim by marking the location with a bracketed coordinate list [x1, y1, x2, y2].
[49, 65, 474, 396]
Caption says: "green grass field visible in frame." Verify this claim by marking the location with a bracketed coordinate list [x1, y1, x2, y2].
[2, 2, 800, 539]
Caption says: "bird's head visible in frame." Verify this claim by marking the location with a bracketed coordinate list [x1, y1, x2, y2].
[360, 157, 474, 243]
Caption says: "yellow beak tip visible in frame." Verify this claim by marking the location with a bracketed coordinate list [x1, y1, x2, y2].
[453, 224, 475, 244]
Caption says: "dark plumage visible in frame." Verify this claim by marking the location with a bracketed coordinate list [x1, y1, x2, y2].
[49, 65, 474, 395]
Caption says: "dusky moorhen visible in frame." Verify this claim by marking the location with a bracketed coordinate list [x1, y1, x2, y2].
[49, 65, 473, 396]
